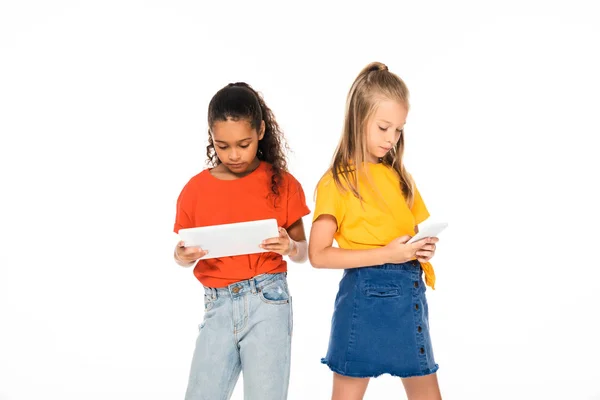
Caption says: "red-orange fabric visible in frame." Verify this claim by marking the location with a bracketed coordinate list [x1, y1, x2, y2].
[174, 161, 310, 287]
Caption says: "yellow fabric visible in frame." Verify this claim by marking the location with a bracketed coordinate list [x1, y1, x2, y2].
[313, 162, 436, 288]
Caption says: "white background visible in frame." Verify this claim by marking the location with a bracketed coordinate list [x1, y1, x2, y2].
[1, 1, 599, 399]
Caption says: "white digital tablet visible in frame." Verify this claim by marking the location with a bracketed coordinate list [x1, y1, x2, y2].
[178, 218, 280, 260]
[407, 222, 448, 244]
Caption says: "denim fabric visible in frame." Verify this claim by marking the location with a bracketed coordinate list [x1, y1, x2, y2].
[185, 272, 292, 400]
[321, 260, 439, 378]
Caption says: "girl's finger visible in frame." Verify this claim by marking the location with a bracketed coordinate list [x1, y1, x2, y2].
[185, 250, 203, 259]
[397, 235, 412, 244]
[262, 238, 280, 245]
[189, 250, 207, 259]
[260, 243, 282, 250]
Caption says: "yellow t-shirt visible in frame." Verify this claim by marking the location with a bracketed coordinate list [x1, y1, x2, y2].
[313, 162, 436, 288]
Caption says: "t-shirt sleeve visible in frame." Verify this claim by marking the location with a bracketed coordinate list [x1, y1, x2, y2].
[410, 184, 430, 226]
[284, 173, 311, 229]
[173, 180, 196, 234]
[313, 173, 345, 229]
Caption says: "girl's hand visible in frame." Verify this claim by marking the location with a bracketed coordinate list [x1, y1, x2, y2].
[260, 227, 295, 256]
[175, 240, 208, 264]
[383, 235, 439, 264]
[415, 239, 437, 263]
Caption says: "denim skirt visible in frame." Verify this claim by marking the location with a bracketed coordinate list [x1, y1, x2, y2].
[321, 260, 439, 378]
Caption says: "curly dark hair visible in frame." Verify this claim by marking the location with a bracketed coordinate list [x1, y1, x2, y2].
[206, 82, 289, 197]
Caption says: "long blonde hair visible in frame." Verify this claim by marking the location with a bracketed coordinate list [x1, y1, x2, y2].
[328, 61, 416, 207]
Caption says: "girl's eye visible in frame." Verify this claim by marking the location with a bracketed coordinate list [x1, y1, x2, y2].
[378, 126, 388, 131]
[240, 144, 250, 149]
[217, 146, 227, 150]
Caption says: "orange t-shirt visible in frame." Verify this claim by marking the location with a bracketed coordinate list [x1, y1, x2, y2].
[173, 161, 310, 288]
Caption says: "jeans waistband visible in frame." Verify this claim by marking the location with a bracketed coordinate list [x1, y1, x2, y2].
[203, 272, 286, 299]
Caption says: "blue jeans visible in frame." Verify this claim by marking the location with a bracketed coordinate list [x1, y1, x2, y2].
[184, 273, 292, 400]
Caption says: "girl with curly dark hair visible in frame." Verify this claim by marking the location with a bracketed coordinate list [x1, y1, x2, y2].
[172, 82, 310, 400]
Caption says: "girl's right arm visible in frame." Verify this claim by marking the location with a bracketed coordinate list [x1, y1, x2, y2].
[174, 240, 207, 267]
[308, 214, 437, 269]
[173, 179, 207, 267]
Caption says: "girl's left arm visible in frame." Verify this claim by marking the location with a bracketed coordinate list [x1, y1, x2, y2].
[261, 218, 308, 263]
[286, 218, 308, 263]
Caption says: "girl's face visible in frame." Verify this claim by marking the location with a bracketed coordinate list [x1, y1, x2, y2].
[211, 119, 265, 173]
[365, 100, 408, 163]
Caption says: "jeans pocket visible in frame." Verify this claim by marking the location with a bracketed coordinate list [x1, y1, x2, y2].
[364, 286, 402, 298]
[204, 294, 215, 311]
[258, 279, 290, 305]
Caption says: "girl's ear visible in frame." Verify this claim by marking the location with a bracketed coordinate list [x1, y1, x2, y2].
[258, 120, 266, 140]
